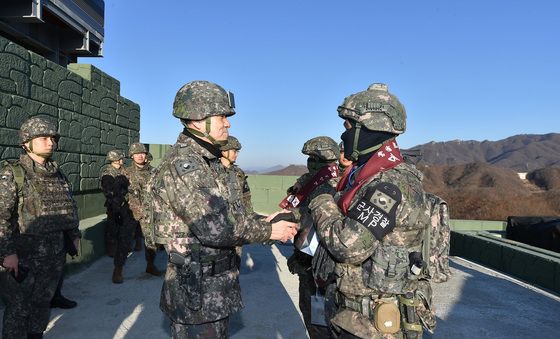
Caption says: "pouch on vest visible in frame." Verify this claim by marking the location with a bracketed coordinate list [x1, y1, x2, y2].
[310, 291, 327, 327]
[362, 244, 409, 294]
[373, 299, 400, 334]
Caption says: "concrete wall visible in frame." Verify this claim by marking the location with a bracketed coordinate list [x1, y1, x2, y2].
[0, 34, 140, 269]
[0, 34, 140, 220]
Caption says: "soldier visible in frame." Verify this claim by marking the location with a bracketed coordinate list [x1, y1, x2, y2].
[147, 80, 298, 338]
[338, 141, 353, 172]
[283, 136, 340, 339]
[309, 83, 436, 338]
[219, 136, 254, 214]
[0, 117, 80, 338]
[124, 142, 161, 276]
[100, 149, 135, 284]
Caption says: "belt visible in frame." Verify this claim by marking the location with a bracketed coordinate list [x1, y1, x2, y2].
[335, 292, 375, 319]
[168, 251, 239, 277]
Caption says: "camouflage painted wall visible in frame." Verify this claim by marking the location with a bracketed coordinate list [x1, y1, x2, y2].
[0, 35, 140, 218]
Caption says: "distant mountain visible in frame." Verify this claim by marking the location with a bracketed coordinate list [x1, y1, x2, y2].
[263, 164, 307, 176]
[410, 133, 560, 172]
[243, 165, 284, 174]
[419, 162, 560, 221]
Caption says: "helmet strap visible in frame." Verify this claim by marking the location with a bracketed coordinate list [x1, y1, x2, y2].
[183, 118, 227, 146]
[349, 123, 385, 161]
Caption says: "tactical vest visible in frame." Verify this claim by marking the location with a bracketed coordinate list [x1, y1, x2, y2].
[10, 158, 78, 235]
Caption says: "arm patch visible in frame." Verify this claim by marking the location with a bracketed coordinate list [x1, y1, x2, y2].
[347, 182, 402, 241]
[174, 159, 199, 176]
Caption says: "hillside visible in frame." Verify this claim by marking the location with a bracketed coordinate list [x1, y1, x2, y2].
[411, 133, 560, 172]
[263, 164, 307, 176]
[419, 163, 560, 221]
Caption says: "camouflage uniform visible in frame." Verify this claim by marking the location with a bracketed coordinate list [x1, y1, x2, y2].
[220, 136, 254, 215]
[0, 117, 80, 338]
[309, 84, 436, 338]
[426, 193, 452, 283]
[100, 151, 135, 280]
[124, 143, 160, 275]
[285, 136, 340, 339]
[149, 81, 274, 337]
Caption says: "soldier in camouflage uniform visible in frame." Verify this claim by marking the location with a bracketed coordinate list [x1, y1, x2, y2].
[284, 136, 340, 339]
[147, 80, 298, 338]
[426, 193, 452, 283]
[100, 149, 135, 284]
[0, 117, 80, 339]
[219, 136, 254, 214]
[124, 142, 161, 276]
[309, 84, 436, 338]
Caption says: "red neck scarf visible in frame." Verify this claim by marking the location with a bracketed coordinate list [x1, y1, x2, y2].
[337, 139, 403, 214]
[279, 164, 339, 208]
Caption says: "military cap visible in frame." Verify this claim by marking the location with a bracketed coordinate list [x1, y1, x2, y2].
[129, 142, 147, 156]
[172, 80, 236, 120]
[220, 136, 242, 151]
[106, 149, 125, 162]
[337, 83, 406, 134]
[302, 136, 340, 161]
[19, 117, 59, 144]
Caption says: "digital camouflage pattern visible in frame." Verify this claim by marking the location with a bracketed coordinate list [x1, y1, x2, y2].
[147, 133, 272, 325]
[309, 162, 436, 338]
[302, 136, 340, 162]
[286, 165, 339, 339]
[426, 193, 452, 283]
[219, 136, 242, 151]
[124, 162, 157, 248]
[0, 153, 79, 338]
[129, 142, 147, 155]
[172, 81, 235, 121]
[100, 164, 135, 267]
[106, 149, 125, 162]
[18, 116, 59, 144]
[224, 164, 254, 215]
[337, 83, 406, 134]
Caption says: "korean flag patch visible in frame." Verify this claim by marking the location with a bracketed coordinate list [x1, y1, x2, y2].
[347, 182, 402, 241]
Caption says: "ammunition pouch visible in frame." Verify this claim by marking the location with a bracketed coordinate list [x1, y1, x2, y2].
[362, 244, 410, 294]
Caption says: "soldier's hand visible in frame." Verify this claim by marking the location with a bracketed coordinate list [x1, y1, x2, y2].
[2, 254, 19, 275]
[269, 220, 299, 243]
[265, 209, 291, 223]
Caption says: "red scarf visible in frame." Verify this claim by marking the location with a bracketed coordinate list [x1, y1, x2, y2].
[337, 139, 403, 214]
[279, 164, 339, 208]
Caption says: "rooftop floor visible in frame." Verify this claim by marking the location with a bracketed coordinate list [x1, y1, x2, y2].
[1, 244, 559, 338]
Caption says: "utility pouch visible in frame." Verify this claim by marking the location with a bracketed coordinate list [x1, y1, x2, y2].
[310, 291, 327, 326]
[170, 251, 202, 311]
[373, 299, 401, 334]
[362, 244, 409, 294]
[185, 249, 202, 311]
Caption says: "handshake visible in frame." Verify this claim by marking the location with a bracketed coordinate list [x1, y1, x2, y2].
[266, 210, 299, 243]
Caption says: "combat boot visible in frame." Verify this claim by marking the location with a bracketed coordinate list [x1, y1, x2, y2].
[27, 333, 43, 339]
[145, 248, 161, 276]
[112, 266, 124, 284]
[50, 294, 78, 309]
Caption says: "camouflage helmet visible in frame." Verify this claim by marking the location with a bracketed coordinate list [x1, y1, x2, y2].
[172, 80, 236, 120]
[337, 83, 406, 134]
[220, 136, 242, 151]
[19, 116, 59, 144]
[129, 142, 147, 155]
[302, 136, 340, 161]
[106, 149, 125, 162]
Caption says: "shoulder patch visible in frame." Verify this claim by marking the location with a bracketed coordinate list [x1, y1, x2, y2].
[347, 182, 402, 241]
[174, 159, 199, 176]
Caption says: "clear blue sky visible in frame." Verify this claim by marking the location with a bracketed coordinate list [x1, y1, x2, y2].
[87, 0, 560, 169]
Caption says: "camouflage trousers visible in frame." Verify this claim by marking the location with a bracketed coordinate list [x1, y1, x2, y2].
[0, 251, 65, 338]
[170, 317, 229, 339]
